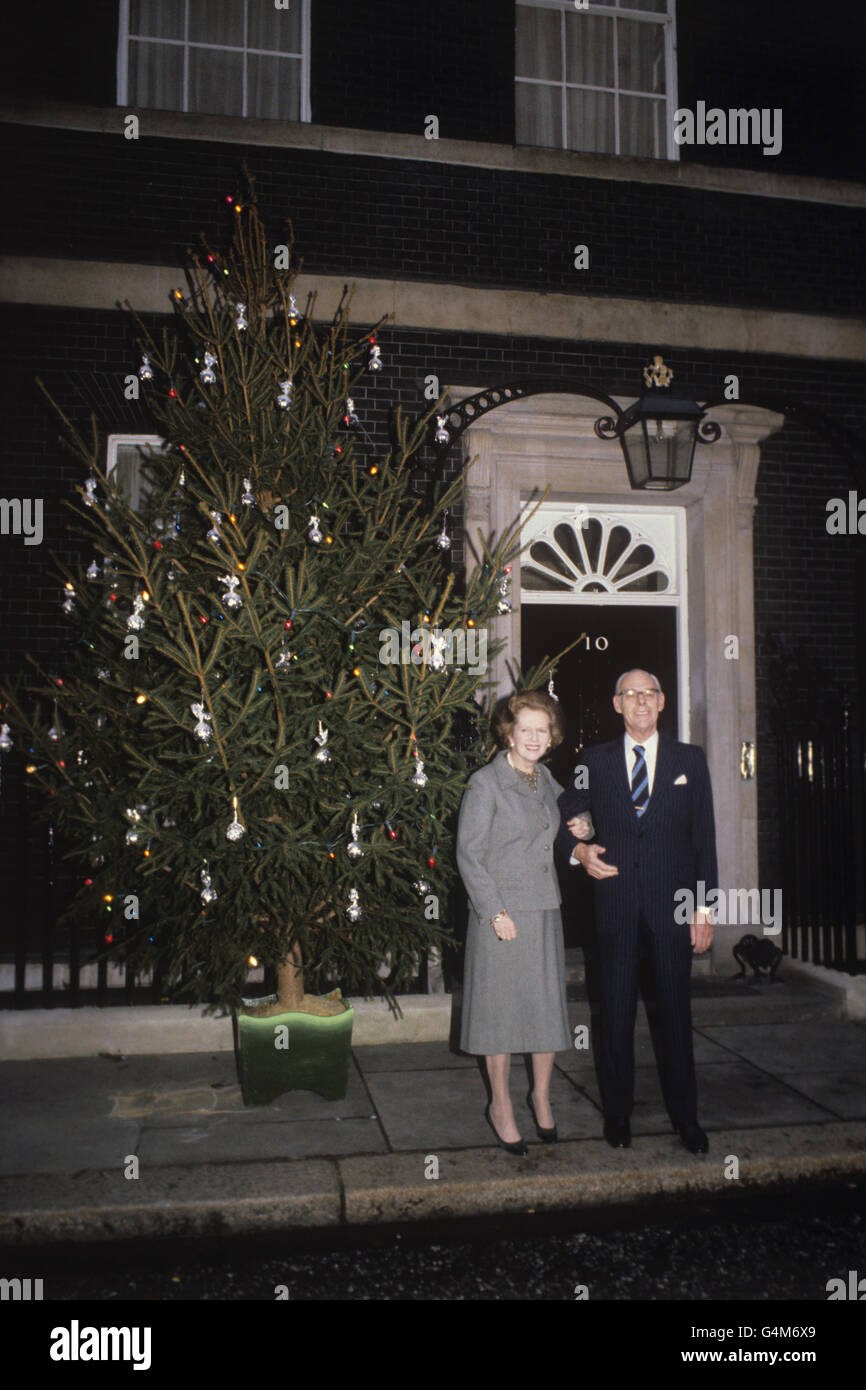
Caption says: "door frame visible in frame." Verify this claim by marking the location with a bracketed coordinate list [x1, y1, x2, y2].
[458, 388, 785, 968]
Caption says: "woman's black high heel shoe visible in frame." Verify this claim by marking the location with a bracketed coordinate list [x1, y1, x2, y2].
[485, 1103, 528, 1156]
[527, 1090, 558, 1143]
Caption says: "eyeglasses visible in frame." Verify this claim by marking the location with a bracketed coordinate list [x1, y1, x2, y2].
[617, 688, 661, 699]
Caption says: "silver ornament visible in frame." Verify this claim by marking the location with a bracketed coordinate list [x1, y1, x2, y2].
[127, 593, 147, 631]
[199, 350, 217, 385]
[200, 867, 218, 905]
[191, 701, 213, 742]
[313, 720, 331, 763]
[347, 811, 364, 860]
[346, 888, 362, 922]
[219, 574, 243, 611]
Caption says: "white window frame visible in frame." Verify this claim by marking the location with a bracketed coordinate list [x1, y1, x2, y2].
[106, 433, 166, 513]
[515, 0, 680, 160]
[117, 0, 312, 123]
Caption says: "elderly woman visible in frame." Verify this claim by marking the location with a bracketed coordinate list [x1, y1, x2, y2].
[456, 689, 592, 1154]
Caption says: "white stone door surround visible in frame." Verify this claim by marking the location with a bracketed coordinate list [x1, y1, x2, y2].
[459, 389, 785, 967]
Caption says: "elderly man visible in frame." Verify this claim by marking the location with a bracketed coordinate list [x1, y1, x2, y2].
[558, 669, 717, 1154]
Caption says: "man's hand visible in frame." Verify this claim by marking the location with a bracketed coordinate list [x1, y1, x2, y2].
[690, 914, 714, 954]
[575, 843, 619, 879]
[567, 814, 593, 841]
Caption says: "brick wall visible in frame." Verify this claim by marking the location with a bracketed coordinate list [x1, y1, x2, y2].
[3, 125, 864, 319]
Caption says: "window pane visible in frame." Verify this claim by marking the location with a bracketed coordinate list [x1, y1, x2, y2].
[110, 445, 158, 513]
[248, 0, 302, 53]
[130, 0, 184, 40]
[516, 4, 561, 81]
[128, 40, 184, 111]
[619, 95, 665, 157]
[620, 0, 667, 12]
[565, 13, 614, 88]
[617, 17, 665, 94]
[567, 87, 615, 154]
[516, 82, 562, 148]
[247, 54, 300, 121]
[188, 46, 244, 115]
[188, 0, 242, 47]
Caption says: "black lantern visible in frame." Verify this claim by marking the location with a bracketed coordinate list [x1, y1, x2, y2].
[610, 356, 713, 491]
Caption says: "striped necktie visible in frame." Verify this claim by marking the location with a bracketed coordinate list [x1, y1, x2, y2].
[631, 744, 648, 816]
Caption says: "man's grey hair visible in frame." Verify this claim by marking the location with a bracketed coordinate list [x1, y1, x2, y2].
[614, 670, 662, 696]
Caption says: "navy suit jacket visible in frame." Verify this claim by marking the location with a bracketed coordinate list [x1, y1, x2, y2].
[557, 735, 718, 932]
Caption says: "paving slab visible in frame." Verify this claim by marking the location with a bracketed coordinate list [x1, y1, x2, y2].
[0, 1107, 143, 1178]
[352, 1041, 478, 1073]
[773, 1070, 866, 1121]
[701, 1020, 866, 1071]
[137, 1114, 387, 1164]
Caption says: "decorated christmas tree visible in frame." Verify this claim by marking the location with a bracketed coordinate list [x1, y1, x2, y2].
[0, 178, 552, 1020]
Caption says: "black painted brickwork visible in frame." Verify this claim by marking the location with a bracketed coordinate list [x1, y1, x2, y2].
[3, 124, 864, 321]
[2, 303, 864, 894]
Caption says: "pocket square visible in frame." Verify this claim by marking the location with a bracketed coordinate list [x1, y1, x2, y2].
[674, 773, 688, 785]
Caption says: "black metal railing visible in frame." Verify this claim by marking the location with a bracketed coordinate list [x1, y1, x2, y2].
[776, 705, 865, 971]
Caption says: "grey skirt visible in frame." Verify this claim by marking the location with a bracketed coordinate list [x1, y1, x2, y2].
[459, 906, 571, 1055]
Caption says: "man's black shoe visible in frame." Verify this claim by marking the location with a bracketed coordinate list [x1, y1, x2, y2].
[677, 1123, 709, 1154]
[603, 1116, 631, 1148]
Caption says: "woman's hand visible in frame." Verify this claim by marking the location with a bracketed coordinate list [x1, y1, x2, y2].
[493, 912, 518, 941]
[568, 814, 593, 841]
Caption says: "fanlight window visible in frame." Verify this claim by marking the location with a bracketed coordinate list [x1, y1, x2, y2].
[522, 514, 671, 593]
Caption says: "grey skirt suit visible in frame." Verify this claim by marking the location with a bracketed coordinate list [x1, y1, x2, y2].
[456, 750, 571, 1055]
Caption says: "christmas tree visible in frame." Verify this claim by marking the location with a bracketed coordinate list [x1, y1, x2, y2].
[0, 178, 554, 1018]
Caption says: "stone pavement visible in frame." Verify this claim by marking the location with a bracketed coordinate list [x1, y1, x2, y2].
[1, 978, 865, 1247]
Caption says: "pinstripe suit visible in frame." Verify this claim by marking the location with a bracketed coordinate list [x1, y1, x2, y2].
[558, 735, 718, 1126]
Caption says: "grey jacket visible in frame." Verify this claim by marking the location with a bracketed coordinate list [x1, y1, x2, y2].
[456, 750, 564, 923]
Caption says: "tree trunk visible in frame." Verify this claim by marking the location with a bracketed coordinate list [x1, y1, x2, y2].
[276, 940, 304, 1011]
